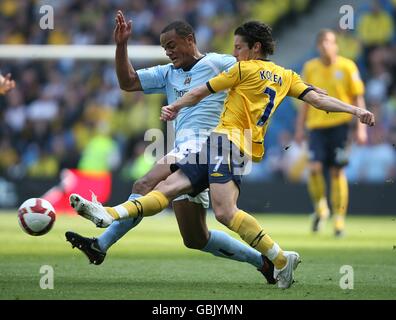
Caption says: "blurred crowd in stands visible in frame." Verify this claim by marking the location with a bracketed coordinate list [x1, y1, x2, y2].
[0, 0, 395, 184]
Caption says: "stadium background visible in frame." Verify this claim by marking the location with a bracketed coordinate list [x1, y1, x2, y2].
[0, 0, 395, 214]
[0, 0, 396, 303]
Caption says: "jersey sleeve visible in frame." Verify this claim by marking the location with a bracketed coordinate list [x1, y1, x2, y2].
[207, 62, 241, 93]
[287, 71, 312, 99]
[136, 64, 169, 94]
[219, 54, 237, 72]
[345, 61, 365, 96]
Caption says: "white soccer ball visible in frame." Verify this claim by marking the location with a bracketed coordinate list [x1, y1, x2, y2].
[18, 198, 56, 236]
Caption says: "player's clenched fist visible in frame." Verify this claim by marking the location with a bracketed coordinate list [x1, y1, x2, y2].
[160, 105, 179, 121]
[355, 108, 375, 127]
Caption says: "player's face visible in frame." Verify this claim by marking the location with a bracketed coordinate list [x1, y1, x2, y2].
[233, 35, 252, 61]
[317, 32, 338, 59]
[160, 29, 195, 69]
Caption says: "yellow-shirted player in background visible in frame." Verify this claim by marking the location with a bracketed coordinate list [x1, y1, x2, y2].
[69, 22, 374, 288]
[294, 29, 368, 237]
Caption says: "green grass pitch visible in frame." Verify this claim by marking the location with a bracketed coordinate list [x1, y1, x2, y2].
[0, 211, 395, 300]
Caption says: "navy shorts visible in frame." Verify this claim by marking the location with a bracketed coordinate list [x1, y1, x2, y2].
[171, 133, 246, 197]
[308, 124, 350, 167]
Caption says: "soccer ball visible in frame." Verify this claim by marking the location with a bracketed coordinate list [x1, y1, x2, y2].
[18, 198, 56, 236]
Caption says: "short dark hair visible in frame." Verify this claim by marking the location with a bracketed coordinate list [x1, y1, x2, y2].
[316, 29, 335, 44]
[234, 21, 275, 57]
[161, 21, 196, 43]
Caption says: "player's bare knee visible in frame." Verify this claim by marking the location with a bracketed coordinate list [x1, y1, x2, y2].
[182, 237, 206, 250]
[330, 167, 343, 178]
[310, 162, 323, 175]
[213, 207, 233, 226]
[132, 178, 152, 195]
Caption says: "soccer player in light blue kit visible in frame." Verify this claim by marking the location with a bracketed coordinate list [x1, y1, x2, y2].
[66, 10, 276, 284]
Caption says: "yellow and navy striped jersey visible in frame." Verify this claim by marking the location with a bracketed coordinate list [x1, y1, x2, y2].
[302, 56, 365, 129]
[207, 60, 310, 162]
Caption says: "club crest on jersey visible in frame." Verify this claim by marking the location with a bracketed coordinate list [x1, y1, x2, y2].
[335, 70, 344, 79]
[184, 76, 192, 85]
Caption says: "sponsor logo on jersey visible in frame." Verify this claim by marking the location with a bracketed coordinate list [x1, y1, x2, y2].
[174, 88, 188, 98]
[335, 70, 344, 79]
[184, 76, 192, 85]
[210, 172, 224, 177]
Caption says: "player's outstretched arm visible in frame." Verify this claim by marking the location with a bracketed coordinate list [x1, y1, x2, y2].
[0, 73, 16, 95]
[302, 90, 375, 126]
[305, 83, 327, 96]
[160, 84, 211, 121]
[114, 10, 142, 92]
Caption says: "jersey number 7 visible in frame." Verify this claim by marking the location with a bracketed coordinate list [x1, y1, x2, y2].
[257, 87, 276, 126]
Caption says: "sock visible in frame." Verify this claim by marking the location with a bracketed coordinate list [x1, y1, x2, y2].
[331, 172, 348, 231]
[308, 172, 329, 218]
[97, 193, 143, 252]
[228, 210, 286, 270]
[202, 230, 263, 269]
[105, 190, 169, 219]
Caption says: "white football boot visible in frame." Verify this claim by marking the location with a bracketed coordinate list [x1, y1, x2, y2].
[273, 251, 301, 289]
[69, 193, 114, 228]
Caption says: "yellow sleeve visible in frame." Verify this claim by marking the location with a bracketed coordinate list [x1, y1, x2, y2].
[345, 61, 365, 96]
[287, 71, 312, 99]
[207, 62, 241, 93]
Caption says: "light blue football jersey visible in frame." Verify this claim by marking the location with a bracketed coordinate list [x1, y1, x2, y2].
[136, 53, 236, 145]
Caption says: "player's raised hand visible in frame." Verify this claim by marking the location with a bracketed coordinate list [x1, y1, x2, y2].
[160, 105, 179, 121]
[0, 73, 16, 95]
[355, 108, 375, 127]
[114, 10, 132, 45]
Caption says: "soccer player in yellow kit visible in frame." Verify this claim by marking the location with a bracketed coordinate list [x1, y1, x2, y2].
[294, 29, 368, 237]
[70, 22, 374, 288]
